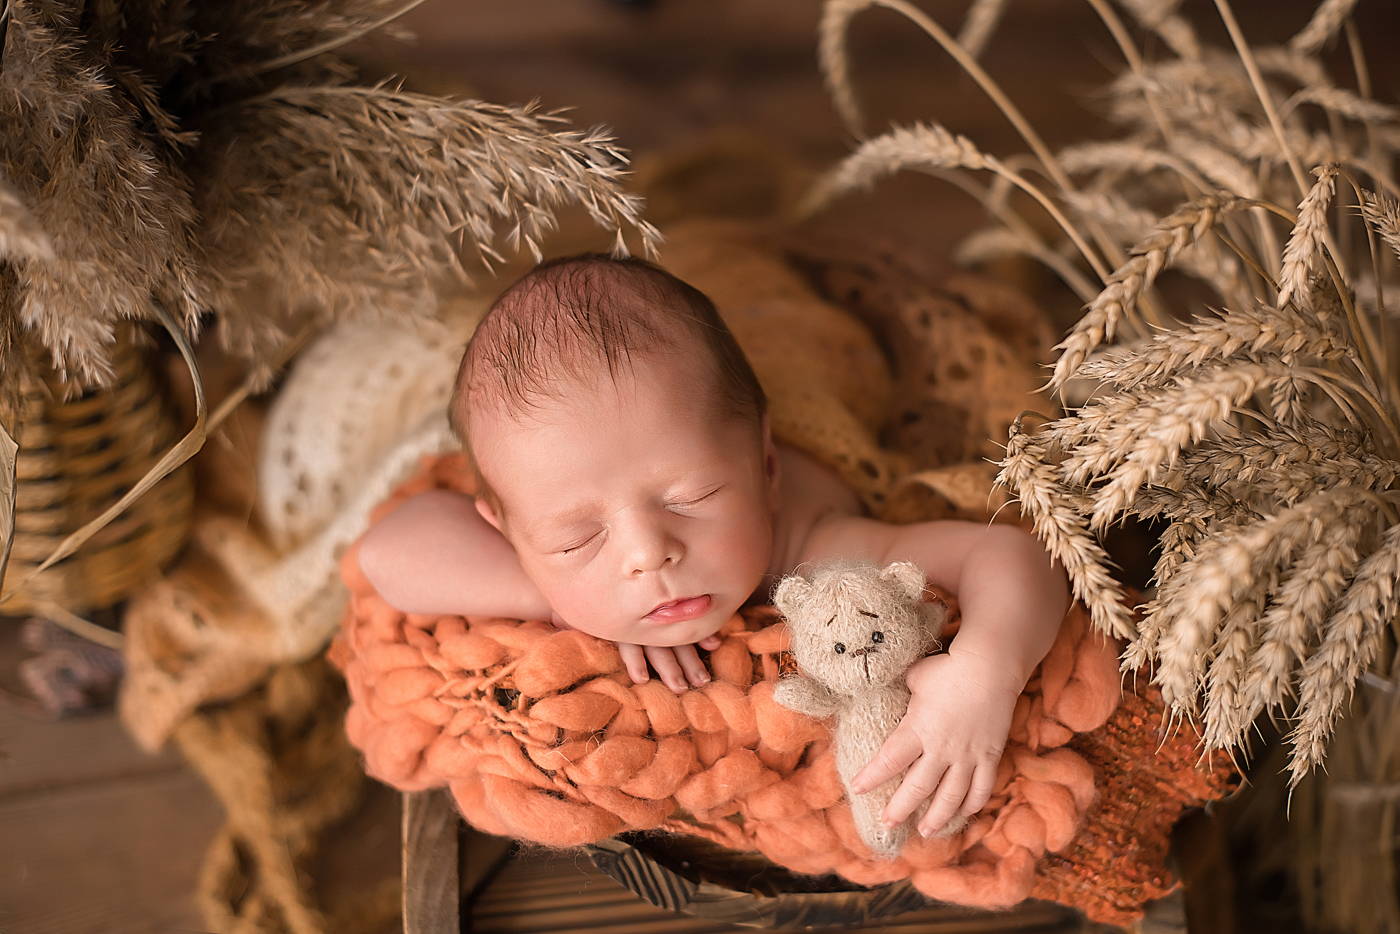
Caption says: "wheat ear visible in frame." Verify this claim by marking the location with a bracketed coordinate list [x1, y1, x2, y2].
[1278, 165, 1338, 308]
[1290, 520, 1400, 785]
[1360, 191, 1400, 264]
[1058, 141, 1203, 187]
[1283, 86, 1400, 125]
[1179, 425, 1396, 505]
[817, 0, 870, 138]
[1172, 138, 1262, 198]
[1289, 0, 1362, 56]
[998, 419, 1137, 640]
[1202, 576, 1273, 749]
[801, 122, 990, 214]
[1244, 516, 1370, 726]
[800, 122, 1104, 279]
[1078, 302, 1350, 391]
[1254, 45, 1331, 89]
[1125, 487, 1253, 670]
[1116, 0, 1202, 61]
[1058, 360, 1294, 512]
[1150, 489, 1363, 715]
[1051, 194, 1244, 389]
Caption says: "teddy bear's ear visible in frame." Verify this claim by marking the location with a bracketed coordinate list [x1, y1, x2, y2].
[772, 574, 813, 616]
[879, 561, 927, 602]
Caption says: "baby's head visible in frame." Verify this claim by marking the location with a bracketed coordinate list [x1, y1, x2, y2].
[452, 255, 779, 647]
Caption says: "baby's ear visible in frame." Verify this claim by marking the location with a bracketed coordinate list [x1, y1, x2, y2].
[474, 496, 503, 532]
[772, 573, 813, 617]
[879, 561, 927, 603]
[761, 414, 782, 512]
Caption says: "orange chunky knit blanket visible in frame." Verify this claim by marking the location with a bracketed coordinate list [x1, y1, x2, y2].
[333, 456, 1232, 927]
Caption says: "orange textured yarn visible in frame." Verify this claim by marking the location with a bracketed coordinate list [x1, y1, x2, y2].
[333, 455, 1225, 925]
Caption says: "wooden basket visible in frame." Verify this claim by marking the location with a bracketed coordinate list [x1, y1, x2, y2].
[583, 835, 1083, 931]
[4, 325, 194, 616]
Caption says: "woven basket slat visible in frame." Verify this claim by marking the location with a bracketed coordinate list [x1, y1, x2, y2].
[13, 434, 173, 512]
[30, 378, 151, 435]
[2, 325, 193, 616]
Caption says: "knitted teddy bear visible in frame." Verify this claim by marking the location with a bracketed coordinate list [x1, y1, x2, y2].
[772, 561, 946, 857]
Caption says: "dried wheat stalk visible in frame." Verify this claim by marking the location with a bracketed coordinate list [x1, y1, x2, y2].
[956, 0, 1007, 60]
[0, 0, 660, 633]
[811, 0, 1400, 785]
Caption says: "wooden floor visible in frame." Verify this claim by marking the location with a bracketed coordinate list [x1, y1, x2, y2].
[0, 618, 220, 934]
[5, 0, 1400, 931]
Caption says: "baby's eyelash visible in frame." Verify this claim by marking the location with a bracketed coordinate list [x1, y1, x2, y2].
[560, 533, 599, 554]
[671, 488, 721, 508]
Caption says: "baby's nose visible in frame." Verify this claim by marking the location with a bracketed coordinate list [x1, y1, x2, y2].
[623, 520, 683, 575]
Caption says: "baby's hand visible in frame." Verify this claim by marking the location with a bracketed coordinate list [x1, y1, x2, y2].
[619, 635, 722, 693]
[850, 650, 1023, 837]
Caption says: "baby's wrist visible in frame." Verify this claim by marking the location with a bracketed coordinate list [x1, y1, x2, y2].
[915, 646, 1027, 696]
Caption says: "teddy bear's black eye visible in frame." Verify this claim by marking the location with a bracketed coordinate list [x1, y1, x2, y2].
[871, 631, 884, 643]
[833, 643, 846, 654]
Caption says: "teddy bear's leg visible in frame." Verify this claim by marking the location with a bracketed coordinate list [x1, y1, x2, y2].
[849, 781, 908, 857]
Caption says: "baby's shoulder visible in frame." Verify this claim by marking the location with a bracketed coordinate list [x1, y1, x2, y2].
[792, 512, 898, 571]
[771, 446, 901, 571]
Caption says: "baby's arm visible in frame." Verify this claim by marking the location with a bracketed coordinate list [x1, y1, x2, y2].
[358, 489, 553, 620]
[359, 490, 713, 692]
[809, 518, 1068, 837]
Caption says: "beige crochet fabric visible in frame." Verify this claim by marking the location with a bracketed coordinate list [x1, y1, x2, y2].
[660, 219, 902, 511]
[122, 314, 480, 749]
[259, 319, 471, 553]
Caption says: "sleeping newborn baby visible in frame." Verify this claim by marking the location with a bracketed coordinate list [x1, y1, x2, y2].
[358, 254, 1068, 840]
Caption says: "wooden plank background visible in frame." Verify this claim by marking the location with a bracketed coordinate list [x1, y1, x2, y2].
[4, 0, 1400, 931]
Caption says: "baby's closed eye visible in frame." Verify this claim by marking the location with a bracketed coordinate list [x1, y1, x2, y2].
[666, 486, 723, 512]
[558, 530, 602, 555]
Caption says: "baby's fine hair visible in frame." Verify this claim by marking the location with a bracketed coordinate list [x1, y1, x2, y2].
[452, 254, 768, 497]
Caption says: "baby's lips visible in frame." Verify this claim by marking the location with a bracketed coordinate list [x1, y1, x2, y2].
[643, 594, 713, 623]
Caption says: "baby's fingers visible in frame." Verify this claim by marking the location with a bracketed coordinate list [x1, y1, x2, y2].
[851, 727, 921, 795]
[670, 643, 712, 688]
[618, 643, 650, 684]
[644, 645, 690, 693]
[915, 764, 974, 837]
[959, 762, 999, 820]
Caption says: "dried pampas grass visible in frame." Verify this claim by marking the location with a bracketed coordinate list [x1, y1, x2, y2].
[809, 0, 1400, 793]
[0, 0, 657, 399]
[195, 87, 656, 378]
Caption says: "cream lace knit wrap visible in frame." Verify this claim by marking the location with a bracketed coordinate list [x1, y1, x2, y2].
[121, 316, 475, 749]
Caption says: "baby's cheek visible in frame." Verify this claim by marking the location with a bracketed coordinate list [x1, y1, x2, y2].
[722, 513, 774, 579]
[551, 578, 625, 640]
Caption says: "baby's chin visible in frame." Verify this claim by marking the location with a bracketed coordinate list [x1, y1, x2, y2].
[573, 612, 729, 648]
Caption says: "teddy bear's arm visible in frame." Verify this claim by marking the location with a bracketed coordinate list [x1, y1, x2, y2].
[773, 675, 842, 718]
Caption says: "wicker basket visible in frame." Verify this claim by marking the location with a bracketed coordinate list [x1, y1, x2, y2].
[4, 325, 194, 616]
